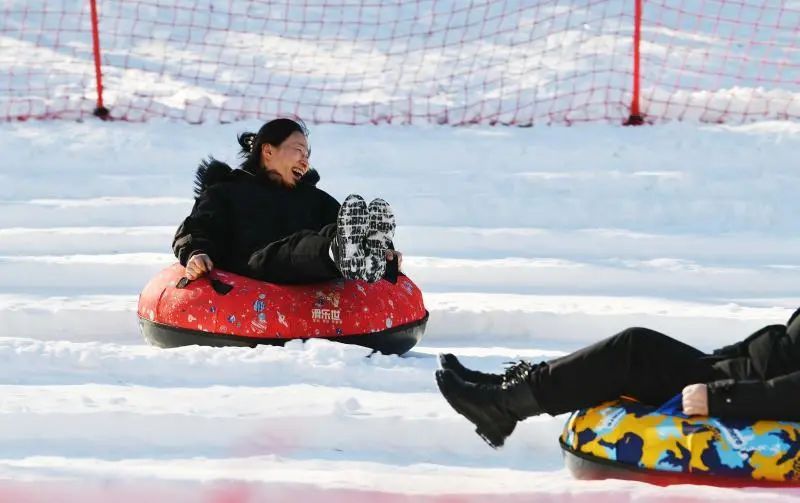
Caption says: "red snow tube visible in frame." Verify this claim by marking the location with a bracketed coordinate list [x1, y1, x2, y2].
[137, 264, 428, 355]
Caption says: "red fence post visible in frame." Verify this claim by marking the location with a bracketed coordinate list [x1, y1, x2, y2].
[625, 0, 644, 125]
[89, 0, 110, 119]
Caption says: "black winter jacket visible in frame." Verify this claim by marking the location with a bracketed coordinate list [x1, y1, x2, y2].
[173, 159, 340, 279]
[707, 307, 800, 420]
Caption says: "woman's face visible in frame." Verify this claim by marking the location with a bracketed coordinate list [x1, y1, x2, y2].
[261, 131, 310, 188]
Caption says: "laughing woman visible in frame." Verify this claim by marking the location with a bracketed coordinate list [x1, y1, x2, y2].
[173, 118, 400, 285]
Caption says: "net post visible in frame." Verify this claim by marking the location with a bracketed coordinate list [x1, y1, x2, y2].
[89, 0, 110, 119]
[624, 0, 644, 126]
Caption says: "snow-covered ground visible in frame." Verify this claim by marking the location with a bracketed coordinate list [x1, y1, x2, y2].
[3, 0, 800, 499]
[1, 119, 800, 501]
[4, 1, 799, 123]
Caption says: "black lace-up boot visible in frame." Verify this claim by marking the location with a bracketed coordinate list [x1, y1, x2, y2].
[438, 353, 535, 386]
[435, 364, 543, 449]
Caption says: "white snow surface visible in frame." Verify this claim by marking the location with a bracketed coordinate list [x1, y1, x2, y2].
[3, 1, 799, 124]
[1, 119, 800, 501]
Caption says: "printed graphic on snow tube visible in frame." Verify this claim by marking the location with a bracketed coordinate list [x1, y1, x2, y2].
[561, 399, 800, 487]
[138, 264, 428, 355]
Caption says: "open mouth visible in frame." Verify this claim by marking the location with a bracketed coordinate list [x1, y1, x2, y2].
[291, 168, 304, 181]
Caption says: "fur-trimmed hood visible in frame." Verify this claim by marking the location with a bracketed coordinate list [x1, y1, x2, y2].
[193, 158, 321, 196]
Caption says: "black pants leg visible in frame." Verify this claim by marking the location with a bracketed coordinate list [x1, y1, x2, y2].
[245, 224, 342, 284]
[529, 327, 720, 415]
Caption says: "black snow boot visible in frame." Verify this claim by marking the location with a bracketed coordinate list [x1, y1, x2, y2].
[435, 367, 543, 449]
[439, 353, 535, 386]
[334, 194, 369, 280]
[364, 198, 395, 283]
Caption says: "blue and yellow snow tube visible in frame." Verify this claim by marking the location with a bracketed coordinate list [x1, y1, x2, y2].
[560, 398, 800, 486]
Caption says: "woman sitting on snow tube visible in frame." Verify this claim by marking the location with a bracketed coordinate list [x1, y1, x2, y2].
[434, 308, 800, 484]
[138, 117, 428, 355]
[174, 117, 401, 286]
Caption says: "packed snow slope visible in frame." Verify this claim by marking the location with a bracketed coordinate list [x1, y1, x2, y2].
[4, 0, 800, 124]
[0, 120, 799, 501]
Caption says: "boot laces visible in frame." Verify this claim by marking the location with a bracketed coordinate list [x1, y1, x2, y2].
[500, 360, 534, 389]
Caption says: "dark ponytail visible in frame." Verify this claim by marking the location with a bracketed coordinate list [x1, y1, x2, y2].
[237, 118, 308, 173]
